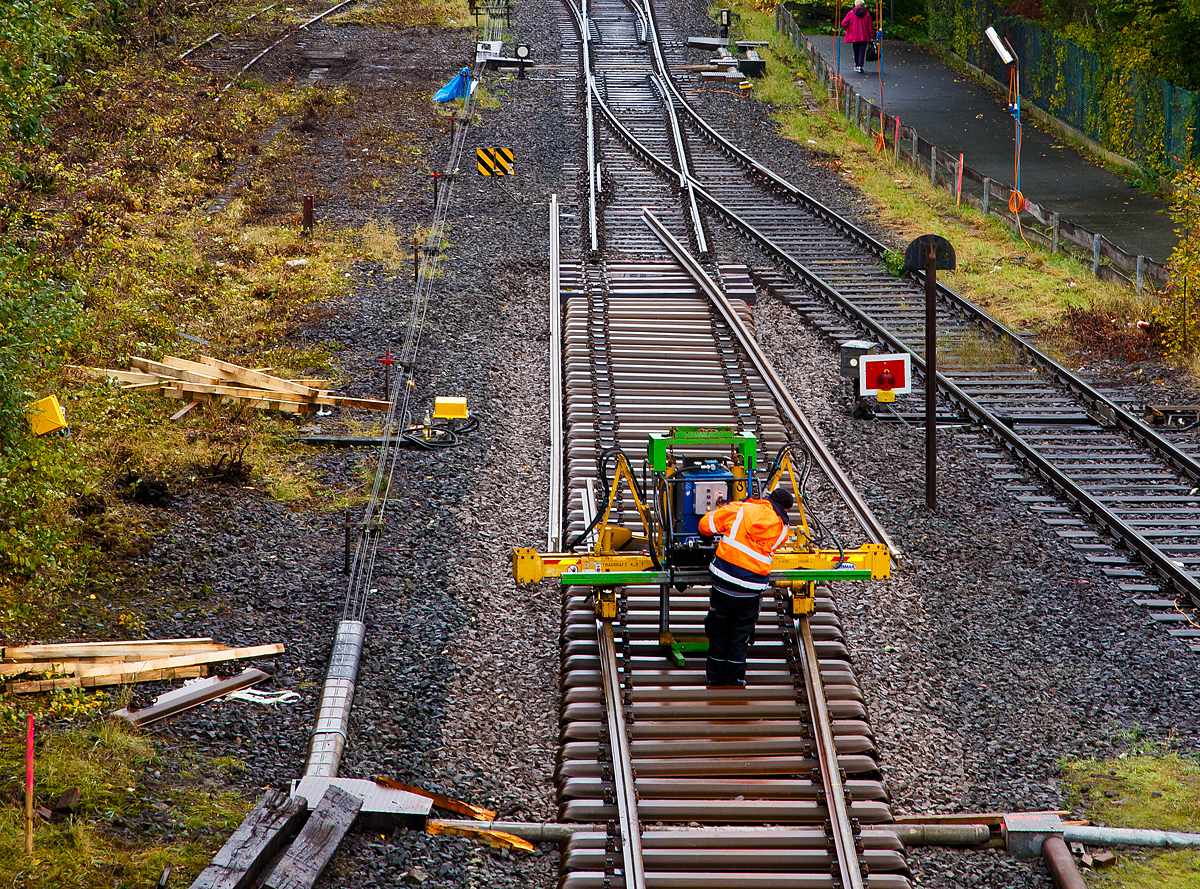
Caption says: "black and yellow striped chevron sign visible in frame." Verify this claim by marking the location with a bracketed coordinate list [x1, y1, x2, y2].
[476, 147, 514, 176]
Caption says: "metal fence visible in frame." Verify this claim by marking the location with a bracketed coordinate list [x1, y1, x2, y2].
[926, 0, 1198, 170]
[776, 5, 1170, 292]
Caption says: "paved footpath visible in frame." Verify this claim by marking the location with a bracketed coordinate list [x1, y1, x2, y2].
[809, 38, 1176, 261]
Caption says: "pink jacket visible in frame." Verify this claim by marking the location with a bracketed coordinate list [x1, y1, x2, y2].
[842, 7, 875, 43]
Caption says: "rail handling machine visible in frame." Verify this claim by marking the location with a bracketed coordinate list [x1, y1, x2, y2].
[513, 427, 889, 665]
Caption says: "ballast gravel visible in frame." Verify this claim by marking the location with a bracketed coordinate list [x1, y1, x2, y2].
[111, 1, 1200, 889]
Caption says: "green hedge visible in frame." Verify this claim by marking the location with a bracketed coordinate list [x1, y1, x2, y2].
[927, 0, 1199, 173]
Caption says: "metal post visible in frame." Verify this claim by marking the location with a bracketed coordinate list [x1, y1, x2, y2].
[924, 242, 937, 509]
[1041, 836, 1088, 889]
[381, 350, 395, 398]
[302, 195, 314, 233]
[1093, 232, 1101, 277]
[930, 146, 938, 188]
[1136, 255, 1144, 292]
[983, 178, 991, 216]
[911, 130, 918, 171]
[432, 171, 441, 205]
[1051, 212, 1060, 253]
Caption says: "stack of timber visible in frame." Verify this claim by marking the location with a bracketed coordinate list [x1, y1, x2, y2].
[2, 637, 284, 694]
[72, 355, 392, 417]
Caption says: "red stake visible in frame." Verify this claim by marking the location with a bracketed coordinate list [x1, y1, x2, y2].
[380, 350, 397, 398]
[25, 714, 34, 853]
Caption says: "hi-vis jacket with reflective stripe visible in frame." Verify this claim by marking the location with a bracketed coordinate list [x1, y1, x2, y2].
[699, 499, 789, 576]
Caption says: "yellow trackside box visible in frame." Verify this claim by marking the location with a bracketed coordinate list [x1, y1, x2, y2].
[27, 395, 67, 436]
[433, 397, 469, 421]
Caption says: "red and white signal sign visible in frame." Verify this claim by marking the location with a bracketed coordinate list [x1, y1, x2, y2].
[859, 352, 912, 396]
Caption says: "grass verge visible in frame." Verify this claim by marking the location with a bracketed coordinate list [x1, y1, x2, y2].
[0, 717, 249, 889]
[0, 2, 424, 643]
[1061, 745, 1200, 886]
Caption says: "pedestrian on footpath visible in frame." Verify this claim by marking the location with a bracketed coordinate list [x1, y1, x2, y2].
[842, 0, 875, 74]
[698, 488, 792, 688]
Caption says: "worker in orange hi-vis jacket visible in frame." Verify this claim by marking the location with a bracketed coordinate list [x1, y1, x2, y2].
[698, 488, 792, 687]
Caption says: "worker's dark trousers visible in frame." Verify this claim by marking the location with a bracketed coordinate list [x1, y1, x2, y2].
[704, 588, 761, 686]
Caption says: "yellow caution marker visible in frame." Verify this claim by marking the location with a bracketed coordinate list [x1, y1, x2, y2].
[433, 396, 469, 421]
[27, 396, 67, 436]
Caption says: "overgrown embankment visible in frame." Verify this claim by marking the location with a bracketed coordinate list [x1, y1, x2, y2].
[0, 1, 393, 643]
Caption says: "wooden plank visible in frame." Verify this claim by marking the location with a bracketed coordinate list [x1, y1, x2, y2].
[163, 355, 241, 379]
[1021, 225, 1052, 251]
[160, 381, 389, 411]
[960, 162, 985, 186]
[1057, 217, 1095, 251]
[130, 356, 225, 386]
[261, 785, 362, 889]
[315, 394, 392, 411]
[159, 383, 310, 415]
[171, 400, 202, 422]
[6, 665, 205, 693]
[199, 356, 319, 398]
[1144, 257, 1169, 283]
[894, 810, 1069, 826]
[1022, 198, 1054, 227]
[1, 648, 226, 675]
[189, 789, 309, 889]
[1097, 263, 1133, 287]
[122, 381, 166, 391]
[1097, 235, 1138, 273]
[2, 639, 217, 660]
[71, 367, 161, 385]
[76, 643, 283, 679]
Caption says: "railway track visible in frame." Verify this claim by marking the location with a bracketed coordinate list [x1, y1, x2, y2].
[550, 2, 909, 886]
[574, 0, 1200, 642]
[545, 0, 1200, 882]
[180, 0, 363, 91]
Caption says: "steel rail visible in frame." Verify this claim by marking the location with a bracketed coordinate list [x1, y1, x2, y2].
[569, 0, 600, 256]
[549, 195, 565, 551]
[642, 209, 901, 563]
[633, 0, 708, 258]
[637, 0, 1200, 486]
[216, 0, 361, 100]
[590, 57, 1200, 600]
[796, 612, 866, 889]
[650, 74, 709, 259]
[679, 191, 1200, 603]
[598, 618, 648, 889]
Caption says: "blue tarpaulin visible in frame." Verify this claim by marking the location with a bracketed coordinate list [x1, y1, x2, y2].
[433, 67, 473, 103]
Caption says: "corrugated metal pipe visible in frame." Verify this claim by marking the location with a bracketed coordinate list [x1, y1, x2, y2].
[304, 619, 365, 777]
